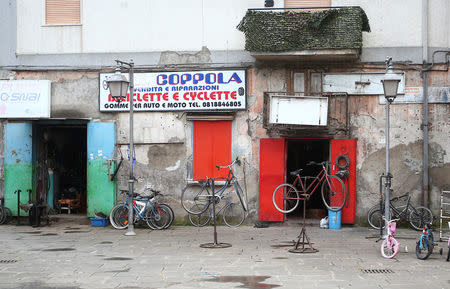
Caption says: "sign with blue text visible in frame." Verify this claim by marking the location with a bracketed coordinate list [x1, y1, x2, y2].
[99, 70, 246, 112]
[0, 80, 51, 118]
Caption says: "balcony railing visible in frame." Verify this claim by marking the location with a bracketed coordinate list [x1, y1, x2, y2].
[237, 7, 370, 58]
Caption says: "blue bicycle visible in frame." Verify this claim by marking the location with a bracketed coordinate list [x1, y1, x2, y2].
[110, 189, 173, 230]
[416, 222, 435, 260]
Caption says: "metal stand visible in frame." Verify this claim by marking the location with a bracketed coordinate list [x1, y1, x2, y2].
[200, 179, 231, 249]
[288, 195, 319, 254]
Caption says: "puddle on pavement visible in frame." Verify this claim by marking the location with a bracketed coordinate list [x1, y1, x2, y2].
[104, 257, 134, 261]
[42, 248, 76, 252]
[205, 276, 280, 289]
[65, 227, 81, 230]
[41, 233, 58, 236]
[273, 257, 288, 259]
[18, 231, 42, 234]
[64, 231, 90, 234]
[105, 268, 131, 273]
[100, 241, 113, 244]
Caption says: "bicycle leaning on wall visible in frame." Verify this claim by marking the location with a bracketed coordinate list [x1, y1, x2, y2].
[367, 192, 433, 231]
[181, 157, 247, 227]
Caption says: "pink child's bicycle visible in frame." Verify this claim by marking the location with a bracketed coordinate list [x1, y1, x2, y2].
[381, 218, 400, 259]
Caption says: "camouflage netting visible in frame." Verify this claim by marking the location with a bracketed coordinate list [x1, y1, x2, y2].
[237, 7, 370, 52]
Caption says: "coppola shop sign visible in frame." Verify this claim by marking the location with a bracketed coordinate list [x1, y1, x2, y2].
[99, 70, 246, 112]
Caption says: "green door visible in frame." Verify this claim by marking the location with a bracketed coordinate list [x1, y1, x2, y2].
[87, 122, 116, 217]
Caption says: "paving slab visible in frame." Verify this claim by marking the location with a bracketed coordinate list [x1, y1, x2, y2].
[0, 221, 449, 289]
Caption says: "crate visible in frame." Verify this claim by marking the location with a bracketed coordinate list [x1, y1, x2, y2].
[89, 217, 109, 227]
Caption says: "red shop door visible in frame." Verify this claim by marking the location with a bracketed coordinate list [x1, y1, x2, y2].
[330, 139, 357, 224]
[259, 138, 285, 221]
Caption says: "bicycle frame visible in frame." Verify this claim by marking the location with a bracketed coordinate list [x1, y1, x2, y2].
[291, 166, 328, 198]
[121, 194, 159, 222]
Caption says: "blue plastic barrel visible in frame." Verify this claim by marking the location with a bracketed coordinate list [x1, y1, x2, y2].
[328, 208, 342, 230]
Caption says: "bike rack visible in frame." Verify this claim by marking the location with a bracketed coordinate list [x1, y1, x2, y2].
[288, 195, 319, 254]
[200, 179, 232, 249]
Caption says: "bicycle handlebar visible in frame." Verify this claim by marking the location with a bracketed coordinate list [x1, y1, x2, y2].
[307, 161, 327, 166]
[216, 157, 241, 170]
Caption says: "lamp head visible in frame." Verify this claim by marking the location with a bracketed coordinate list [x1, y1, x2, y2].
[106, 66, 129, 102]
[381, 57, 401, 103]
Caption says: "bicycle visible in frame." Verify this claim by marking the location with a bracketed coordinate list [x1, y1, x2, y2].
[415, 222, 435, 260]
[0, 198, 12, 225]
[367, 192, 433, 231]
[381, 217, 400, 259]
[272, 161, 347, 213]
[181, 157, 248, 216]
[110, 189, 174, 230]
[188, 191, 246, 227]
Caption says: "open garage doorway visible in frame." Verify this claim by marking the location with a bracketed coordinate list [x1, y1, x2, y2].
[285, 139, 329, 220]
[34, 122, 87, 215]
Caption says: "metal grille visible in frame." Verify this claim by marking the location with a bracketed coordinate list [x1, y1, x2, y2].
[0, 260, 18, 263]
[361, 269, 394, 274]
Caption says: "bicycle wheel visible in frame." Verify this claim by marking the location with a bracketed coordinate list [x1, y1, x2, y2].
[409, 206, 433, 230]
[159, 203, 174, 229]
[181, 183, 211, 215]
[368, 208, 385, 230]
[321, 175, 347, 212]
[381, 236, 399, 258]
[272, 184, 299, 214]
[223, 202, 246, 227]
[188, 205, 211, 227]
[109, 204, 128, 230]
[0, 207, 5, 225]
[416, 235, 433, 260]
[147, 204, 172, 230]
[233, 181, 248, 212]
[3, 207, 12, 224]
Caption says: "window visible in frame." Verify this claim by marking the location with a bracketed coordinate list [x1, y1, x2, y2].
[290, 70, 323, 96]
[45, 0, 81, 25]
[193, 121, 231, 180]
[285, 0, 331, 11]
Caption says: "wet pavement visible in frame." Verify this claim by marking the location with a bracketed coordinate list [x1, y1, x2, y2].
[0, 219, 449, 289]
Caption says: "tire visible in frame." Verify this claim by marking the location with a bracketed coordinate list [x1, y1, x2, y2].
[381, 236, 399, 259]
[0, 207, 5, 225]
[181, 183, 211, 215]
[109, 204, 128, 230]
[188, 205, 211, 227]
[321, 175, 347, 212]
[147, 204, 173, 230]
[368, 208, 386, 230]
[336, 154, 350, 170]
[223, 202, 246, 227]
[233, 181, 248, 212]
[409, 206, 433, 230]
[159, 203, 174, 229]
[3, 207, 12, 224]
[272, 184, 299, 214]
[416, 235, 433, 260]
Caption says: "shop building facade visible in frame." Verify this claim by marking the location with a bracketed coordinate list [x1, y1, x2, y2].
[0, 0, 449, 225]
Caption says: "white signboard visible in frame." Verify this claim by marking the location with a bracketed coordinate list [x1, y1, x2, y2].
[0, 80, 51, 118]
[269, 95, 328, 126]
[99, 70, 246, 112]
[323, 73, 405, 95]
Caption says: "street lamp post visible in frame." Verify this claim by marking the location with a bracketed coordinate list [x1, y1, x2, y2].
[106, 59, 136, 236]
[381, 57, 401, 234]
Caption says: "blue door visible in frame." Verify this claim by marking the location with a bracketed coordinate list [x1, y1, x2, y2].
[4, 123, 33, 216]
[87, 122, 116, 217]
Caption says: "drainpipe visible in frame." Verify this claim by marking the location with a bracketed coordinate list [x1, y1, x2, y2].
[422, 0, 429, 207]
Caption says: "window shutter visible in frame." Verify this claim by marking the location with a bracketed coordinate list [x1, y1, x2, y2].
[46, 0, 81, 25]
[284, 0, 331, 10]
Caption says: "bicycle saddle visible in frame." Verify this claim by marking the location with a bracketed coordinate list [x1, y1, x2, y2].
[290, 169, 302, 176]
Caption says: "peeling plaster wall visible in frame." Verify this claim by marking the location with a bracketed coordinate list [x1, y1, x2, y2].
[246, 65, 450, 225]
